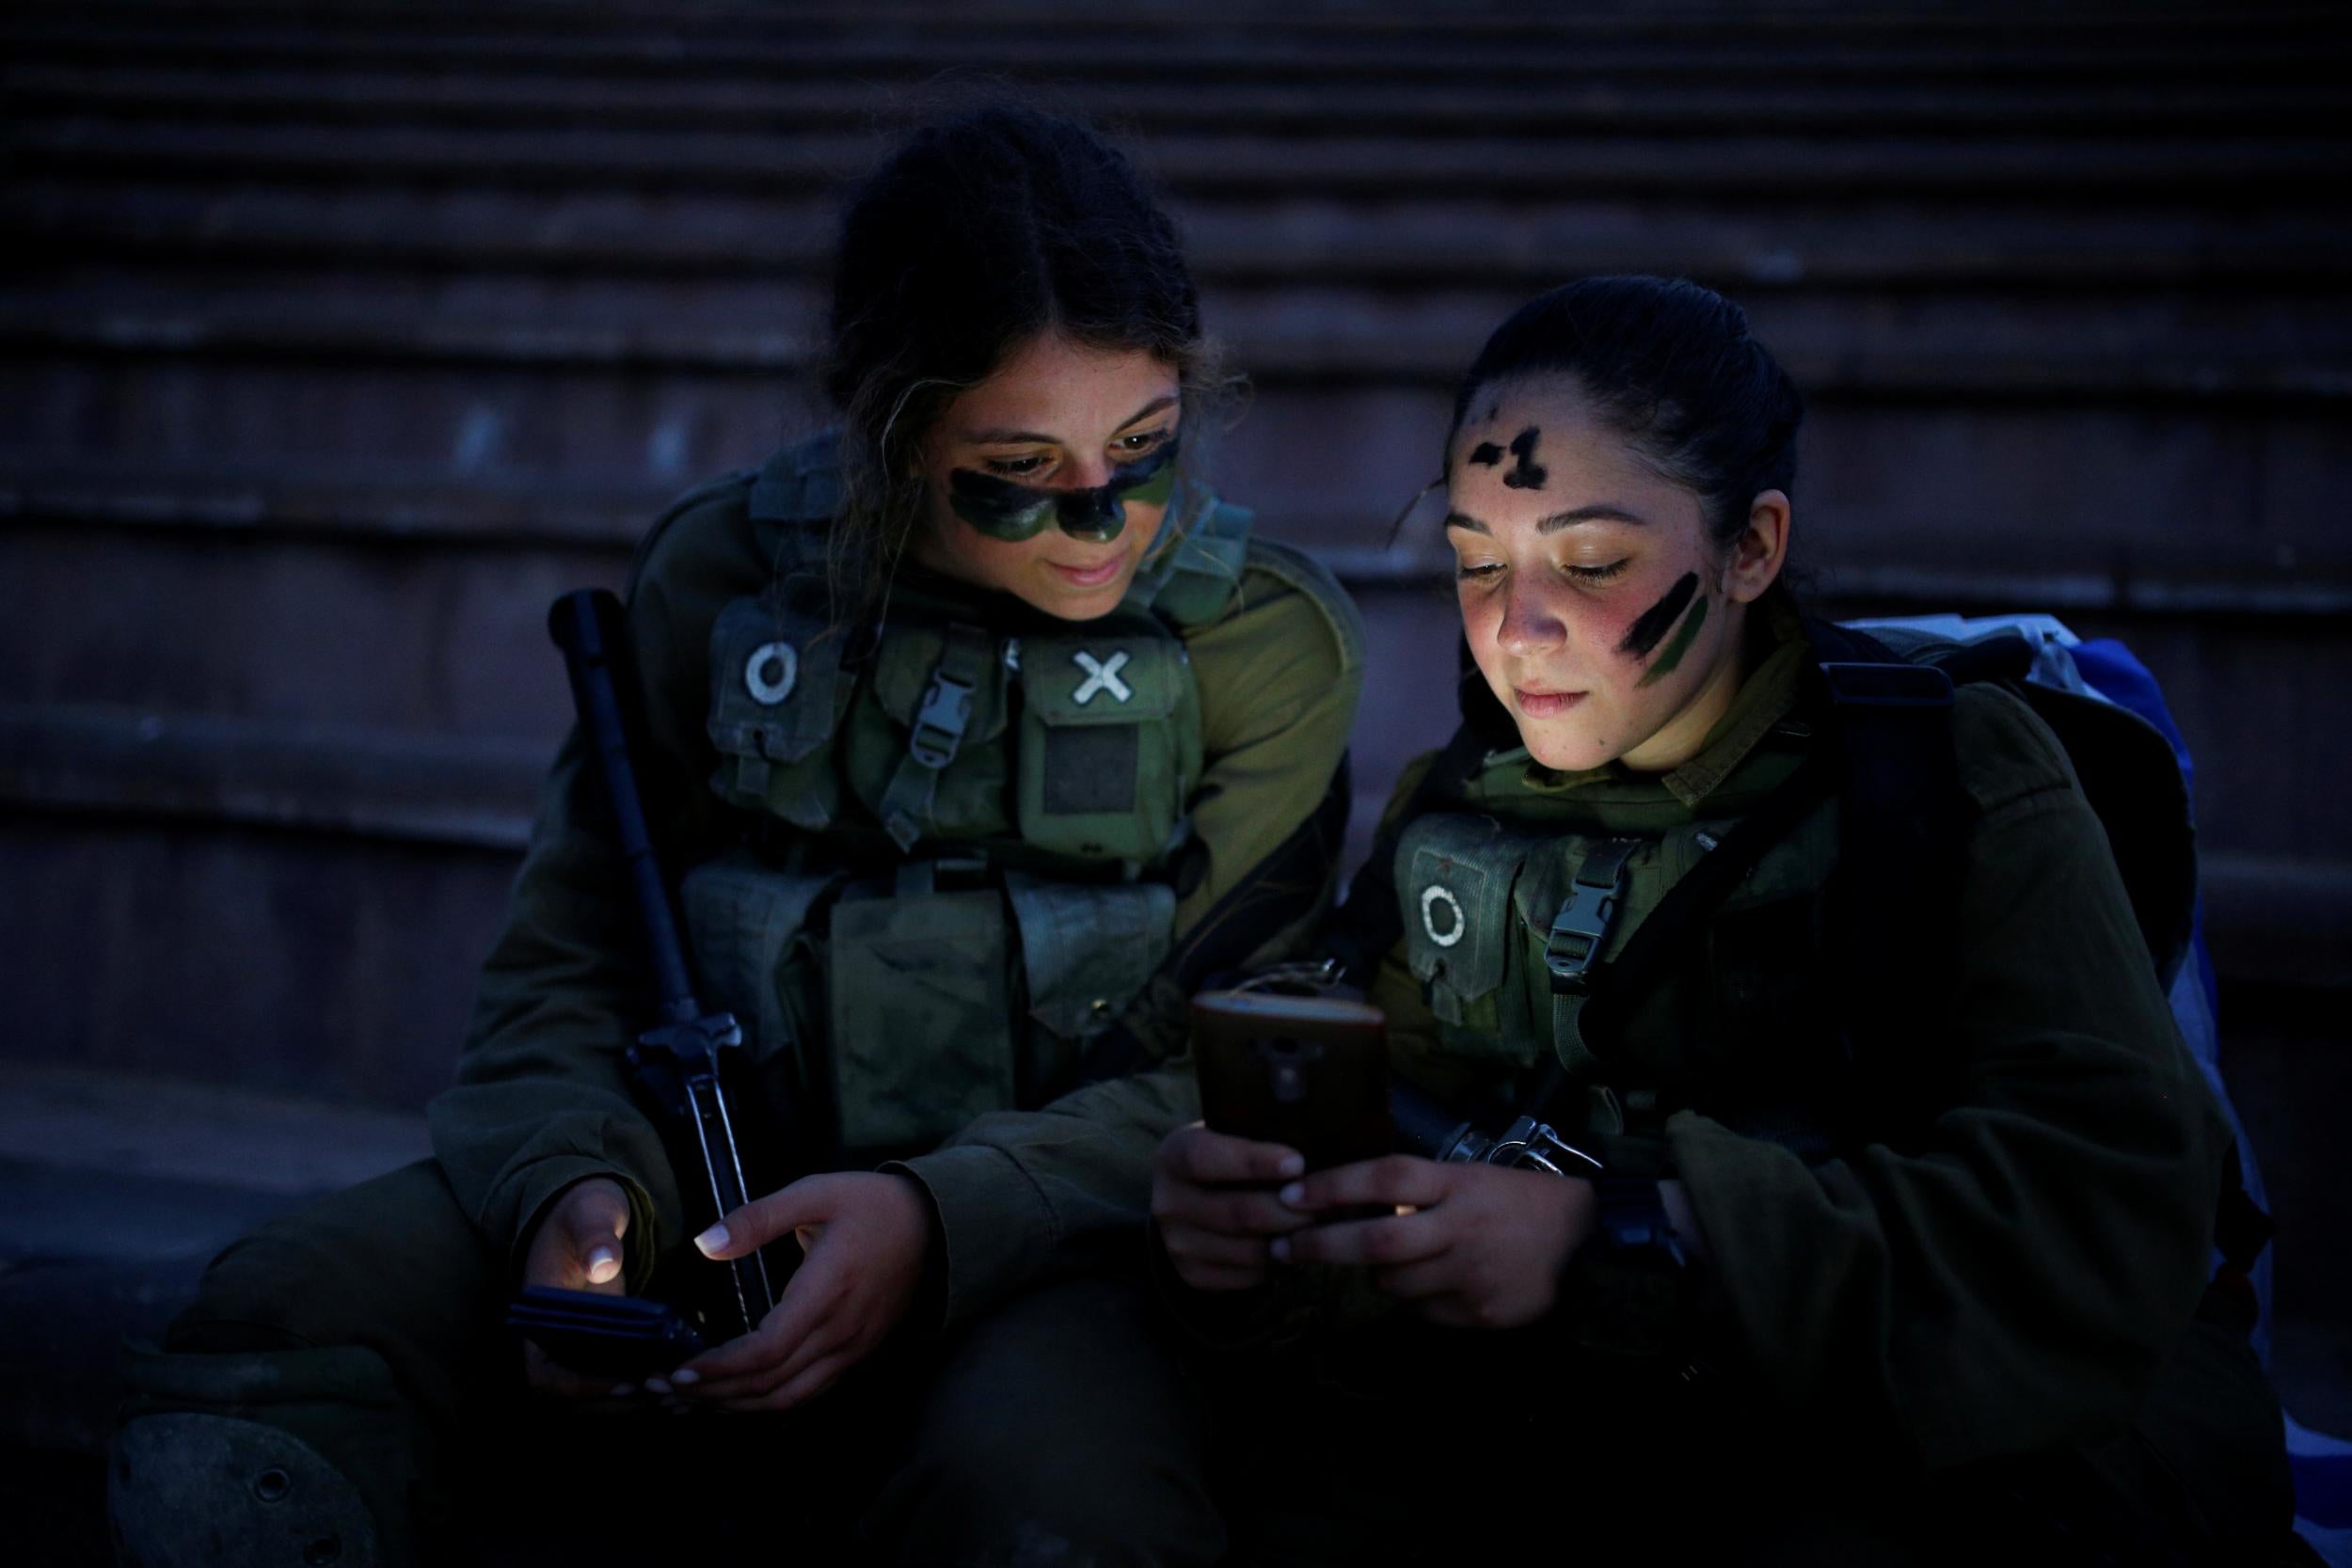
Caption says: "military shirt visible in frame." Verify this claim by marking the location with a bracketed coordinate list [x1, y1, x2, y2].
[426, 457, 1365, 1329]
[1358, 610, 2229, 1473]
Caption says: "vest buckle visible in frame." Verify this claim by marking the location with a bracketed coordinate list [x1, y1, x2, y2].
[1543, 837, 1643, 993]
[909, 668, 975, 768]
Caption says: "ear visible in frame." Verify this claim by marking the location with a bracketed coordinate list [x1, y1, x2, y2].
[1722, 489, 1791, 605]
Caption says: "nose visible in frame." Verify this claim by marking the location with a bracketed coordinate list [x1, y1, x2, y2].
[1058, 452, 1116, 490]
[1494, 577, 1565, 657]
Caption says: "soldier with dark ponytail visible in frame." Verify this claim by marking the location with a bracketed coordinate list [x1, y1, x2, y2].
[1156, 276, 2298, 1562]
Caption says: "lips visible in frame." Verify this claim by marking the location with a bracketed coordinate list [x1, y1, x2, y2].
[1514, 688, 1587, 717]
[1050, 557, 1126, 589]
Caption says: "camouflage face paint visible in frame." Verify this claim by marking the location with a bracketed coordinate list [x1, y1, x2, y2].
[1617, 572, 1699, 660]
[946, 438, 1180, 544]
[1502, 426, 1548, 491]
[1466, 425, 1547, 489]
[1635, 588, 1708, 689]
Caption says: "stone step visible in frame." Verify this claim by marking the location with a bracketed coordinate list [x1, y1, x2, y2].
[19, 182, 2352, 293]
[12, 462, 2350, 586]
[8, 9, 2344, 86]
[8, 373, 2345, 567]
[12, 62, 2348, 138]
[0, 1062, 433, 1455]
[16, 118, 2351, 201]
[8, 289, 2345, 404]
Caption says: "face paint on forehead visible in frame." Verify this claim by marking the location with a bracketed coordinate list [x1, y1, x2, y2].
[1502, 426, 1547, 491]
[946, 437, 1181, 544]
[1464, 427, 1547, 490]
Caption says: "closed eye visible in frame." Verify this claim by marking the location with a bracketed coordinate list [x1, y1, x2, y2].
[1565, 560, 1630, 583]
[981, 452, 1051, 478]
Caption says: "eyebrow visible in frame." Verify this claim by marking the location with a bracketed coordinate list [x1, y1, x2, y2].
[967, 394, 1181, 447]
[1443, 503, 1649, 535]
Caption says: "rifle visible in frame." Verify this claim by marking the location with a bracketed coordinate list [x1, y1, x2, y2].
[532, 587, 777, 1348]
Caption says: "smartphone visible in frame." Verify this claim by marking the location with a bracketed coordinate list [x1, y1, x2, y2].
[1191, 990, 1392, 1171]
[505, 1286, 708, 1380]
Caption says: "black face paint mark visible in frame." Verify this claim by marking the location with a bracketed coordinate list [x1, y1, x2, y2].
[946, 438, 1179, 544]
[1502, 426, 1547, 491]
[1469, 441, 1504, 467]
[1617, 571, 1700, 659]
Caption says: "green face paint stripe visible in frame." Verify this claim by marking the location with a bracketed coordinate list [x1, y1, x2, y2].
[1120, 458, 1179, 509]
[1636, 594, 1708, 688]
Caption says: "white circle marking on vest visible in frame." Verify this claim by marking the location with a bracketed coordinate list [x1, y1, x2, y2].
[744, 641, 798, 705]
[1420, 884, 1467, 948]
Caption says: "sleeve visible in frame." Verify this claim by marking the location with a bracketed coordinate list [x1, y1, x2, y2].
[1666, 685, 2229, 1473]
[893, 546, 1369, 1330]
[425, 487, 754, 1284]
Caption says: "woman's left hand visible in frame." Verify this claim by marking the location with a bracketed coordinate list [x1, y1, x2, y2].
[675, 1171, 933, 1411]
[1274, 1155, 1597, 1330]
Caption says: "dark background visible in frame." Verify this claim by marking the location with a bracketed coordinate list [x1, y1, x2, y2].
[1, 0, 2347, 1552]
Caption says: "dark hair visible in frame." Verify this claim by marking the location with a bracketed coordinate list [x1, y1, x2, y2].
[1448, 276, 1804, 554]
[824, 104, 1219, 606]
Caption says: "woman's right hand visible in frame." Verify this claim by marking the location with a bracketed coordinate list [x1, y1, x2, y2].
[1151, 1123, 1314, 1292]
[517, 1176, 640, 1402]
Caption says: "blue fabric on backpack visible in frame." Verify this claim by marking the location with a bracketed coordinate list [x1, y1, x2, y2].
[2069, 638, 2273, 1365]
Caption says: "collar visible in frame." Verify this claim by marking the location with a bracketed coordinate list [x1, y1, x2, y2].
[1481, 594, 1809, 815]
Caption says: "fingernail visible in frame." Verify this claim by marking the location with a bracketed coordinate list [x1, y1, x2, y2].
[609, 1384, 636, 1398]
[693, 1223, 730, 1256]
[644, 1377, 672, 1396]
[1269, 1237, 1292, 1263]
[585, 1245, 620, 1283]
[1279, 1182, 1306, 1206]
[1278, 1153, 1305, 1179]
[670, 1368, 701, 1386]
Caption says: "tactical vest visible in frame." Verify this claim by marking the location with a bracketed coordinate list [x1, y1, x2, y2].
[1382, 614, 2201, 1164]
[675, 438, 1253, 1158]
[1391, 743, 1854, 1158]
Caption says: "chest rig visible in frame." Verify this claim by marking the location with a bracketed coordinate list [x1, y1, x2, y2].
[677, 439, 1251, 1158]
[1391, 733, 1854, 1155]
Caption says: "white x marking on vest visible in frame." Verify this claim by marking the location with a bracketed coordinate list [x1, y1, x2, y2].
[1071, 649, 1133, 705]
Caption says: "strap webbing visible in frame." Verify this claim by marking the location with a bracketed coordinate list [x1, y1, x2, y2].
[877, 624, 993, 852]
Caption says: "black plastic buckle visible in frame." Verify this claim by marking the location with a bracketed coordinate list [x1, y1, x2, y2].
[1544, 838, 1641, 993]
[909, 669, 975, 768]
[1544, 880, 1619, 990]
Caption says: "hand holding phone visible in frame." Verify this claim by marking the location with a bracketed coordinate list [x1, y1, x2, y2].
[1190, 990, 1392, 1171]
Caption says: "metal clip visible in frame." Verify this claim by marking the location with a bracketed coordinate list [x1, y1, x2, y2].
[1484, 1115, 1604, 1177]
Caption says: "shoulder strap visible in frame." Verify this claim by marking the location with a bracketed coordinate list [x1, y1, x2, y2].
[1138, 496, 1253, 627]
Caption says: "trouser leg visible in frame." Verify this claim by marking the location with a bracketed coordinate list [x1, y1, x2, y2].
[861, 1275, 1224, 1568]
[113, 1159, 506, 1567]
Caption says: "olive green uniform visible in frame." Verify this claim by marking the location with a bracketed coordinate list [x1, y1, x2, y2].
[116, 440, 1364, 1568]
[1181, 608, 2292, 1562]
